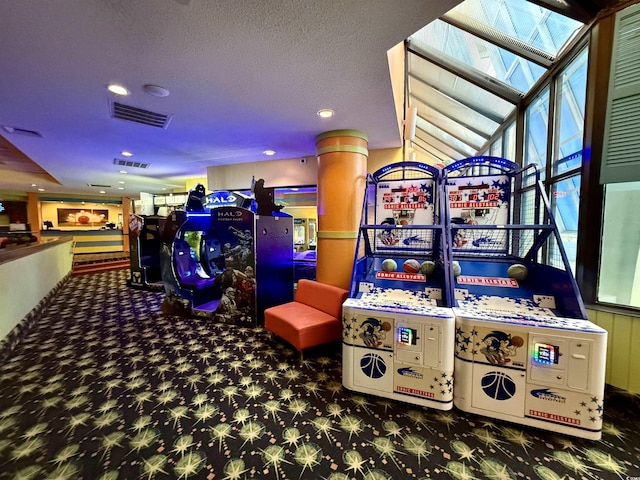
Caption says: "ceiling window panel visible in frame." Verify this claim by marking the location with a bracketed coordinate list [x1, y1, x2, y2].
[413, 142, 455, 166]
[411, 19, 547, 93]
[445, 0, 583, 59]
[411, 100, 488, 150]
[416, 119, 477, 157]
[408, 76, 499, 138]
[507, 63, 534, 93]
[414, 129, 469, 161]
[408, 53, 515, 122]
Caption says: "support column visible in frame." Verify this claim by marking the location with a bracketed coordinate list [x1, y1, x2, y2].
[315, 129, 368, 290]
[26, 192, 42, 241]
[122, 197, 131, 253]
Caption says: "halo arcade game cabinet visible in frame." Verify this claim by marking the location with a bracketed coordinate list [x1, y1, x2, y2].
[444, 157, 607, 439]
[162, 185, 294, 326]
[342, 162, 455, 410]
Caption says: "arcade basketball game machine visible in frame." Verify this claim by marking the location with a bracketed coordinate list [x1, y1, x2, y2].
[342, 161, 456, 410]
[443, 156, 607, 439]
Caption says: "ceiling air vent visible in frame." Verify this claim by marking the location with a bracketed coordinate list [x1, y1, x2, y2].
[113, 158, 151, 169]
[2, 126, 43, 137]
[89, 183, 111, 188]
[109, 101, 172, 128]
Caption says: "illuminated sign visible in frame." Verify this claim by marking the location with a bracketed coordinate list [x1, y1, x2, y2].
[204, 190, 248, 209]
[398, 327, 417, 346]
[0, 202, 4, 213]
[533, 343, 560, 365]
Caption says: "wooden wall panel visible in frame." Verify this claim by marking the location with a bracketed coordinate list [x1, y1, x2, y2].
[588, 308, 640, 394]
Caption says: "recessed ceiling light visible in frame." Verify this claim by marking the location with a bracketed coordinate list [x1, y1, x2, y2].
[99, 190, 106, 194]
[121, 151, 133, 157]
[37, 188, 45, 192]
[317, 109, 334, 118]
[119, 170, 127, 174]
[107, 84, 130, 96]
[143, 84, 170, 97]
[162, 188, 167, 191]
[263, 150, 276, 156]
[118, 181, 125, 184]
[31, 183, 36, 187]
[118, 187, 124, 190]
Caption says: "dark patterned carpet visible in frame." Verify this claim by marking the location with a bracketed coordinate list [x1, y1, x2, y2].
[0, 270, 638, 479]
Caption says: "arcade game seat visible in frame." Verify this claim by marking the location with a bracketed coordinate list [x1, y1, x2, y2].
[173, 239, 215, 290]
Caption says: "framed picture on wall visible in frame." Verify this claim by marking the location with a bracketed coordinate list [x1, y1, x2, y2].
[57, 208, 109, 226]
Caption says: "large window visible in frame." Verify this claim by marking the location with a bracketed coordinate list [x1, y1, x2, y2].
[524, 87, 550, 184]
[550, 176, 580, 271]
[598, 182, 640, 308]
[502, 122, 516, 162]
[553, 49, 588, 176]
[522, 48, 588, 273]
[549, 49, 588, 273]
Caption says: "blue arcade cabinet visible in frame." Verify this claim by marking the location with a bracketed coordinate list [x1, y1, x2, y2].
[161, 186, 294, 326]
[128, 214, 165, 290]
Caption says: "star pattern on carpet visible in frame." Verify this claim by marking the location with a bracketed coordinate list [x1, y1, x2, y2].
[0, 270, 638, 479]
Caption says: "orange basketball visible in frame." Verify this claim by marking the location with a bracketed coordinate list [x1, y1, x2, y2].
[511, 336, 524, 347]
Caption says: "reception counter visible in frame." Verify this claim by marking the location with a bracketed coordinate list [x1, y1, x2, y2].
[0, 237, 74, 356]
[41, 228, 125, 254]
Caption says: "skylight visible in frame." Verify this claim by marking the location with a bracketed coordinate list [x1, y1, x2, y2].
[404, 0, 586, 166]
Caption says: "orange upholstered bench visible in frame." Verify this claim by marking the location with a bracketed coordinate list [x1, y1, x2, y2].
[264, 279, 349, 359]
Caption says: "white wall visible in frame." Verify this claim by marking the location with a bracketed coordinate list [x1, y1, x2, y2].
[0, 239, 74, 342]
[207, 156, 318, 191]
[206, 148, 404, 191]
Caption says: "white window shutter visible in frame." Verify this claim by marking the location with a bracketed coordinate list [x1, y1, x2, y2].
[601, 4, 640, 184]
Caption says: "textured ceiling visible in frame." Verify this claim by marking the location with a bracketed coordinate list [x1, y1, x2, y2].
[0, 0, 460, 197]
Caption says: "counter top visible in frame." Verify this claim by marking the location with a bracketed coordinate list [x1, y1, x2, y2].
[0, 236, 73, 266]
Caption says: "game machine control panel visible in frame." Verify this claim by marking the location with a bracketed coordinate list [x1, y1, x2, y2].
[343, 298, 455, 409]
[396, 323, 441, 367]
[453, 310, 606, 439]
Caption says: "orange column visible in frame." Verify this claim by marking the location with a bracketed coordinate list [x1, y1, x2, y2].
[315, 130, 368, 290]
[121, 197, 131, 253]
[26, 192, 42, 241]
